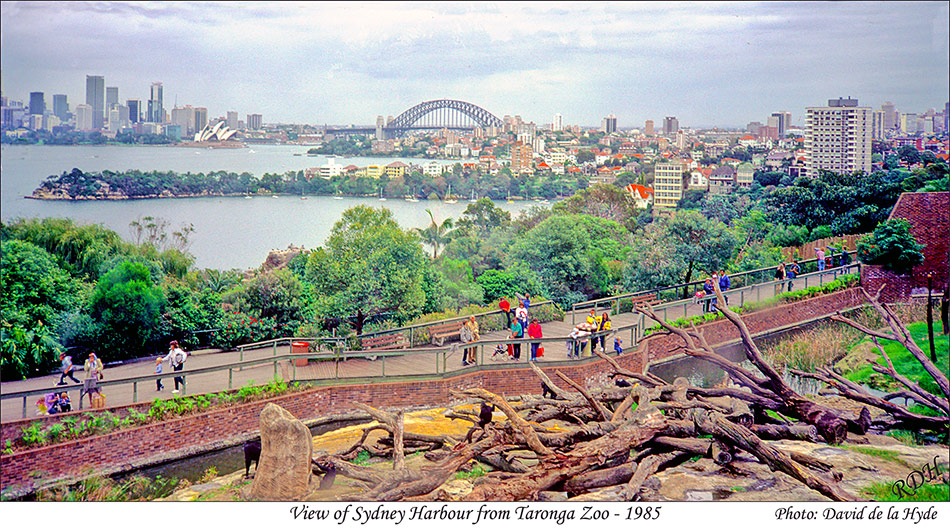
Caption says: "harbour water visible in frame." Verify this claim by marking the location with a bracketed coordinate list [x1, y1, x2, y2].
[1, 144, 537, 270]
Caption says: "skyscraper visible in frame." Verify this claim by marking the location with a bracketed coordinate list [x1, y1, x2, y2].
[770, 111, 791, 137]
[602, 114, 617, 134]
[29, 92, 45, 115]
[149, 82, 163, 123]
[804, 97, 872, 178]
[663, 116, 678, 135]
[194, 107, 208, 132]
[227, 111, 239, 130]
[75, 103, 94, 131]
[247, 113, 262, 130]
[553, 113, 562, 132]
[127, 99, 141, 123]
[53, 94, 68, 121]
[872, 110, 886, 140]
[106, 86, 119, 111]
[644, 120, 654, 135]
[881, 101, 897, 131]
[86, 75, 105, 129]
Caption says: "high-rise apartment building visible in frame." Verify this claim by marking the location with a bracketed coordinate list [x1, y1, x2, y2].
[227, 111, 239, 130]
[85, 75, 105, 129]
[872, 110, 886, 140]
[804, 97, 872, 178]
[510, 140, 533, 175]
[602, 114, 617, 134]
[127, 99, 141, 123]
[901, 113, 918, 135]
[148, 82, 163, 123]
[663, 116, 678, 135]
[247, 113, 262, 130]
[653, 159, 687, 209]
[553, 113, 562, 132]
[644, 120, 654, 135]
[29, 92, 45, 115]
[770, 111, 791, 137]
[106, 86, 119, 110]
[52, 94, 68, 121]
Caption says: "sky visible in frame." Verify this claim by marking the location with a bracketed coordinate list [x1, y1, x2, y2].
[1, 1, 948, 129]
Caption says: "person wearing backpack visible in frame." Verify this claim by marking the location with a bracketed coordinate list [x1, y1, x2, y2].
[163, 340, 188, 393]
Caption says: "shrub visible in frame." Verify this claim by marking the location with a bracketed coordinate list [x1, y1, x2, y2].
[856, 219, 924, 274]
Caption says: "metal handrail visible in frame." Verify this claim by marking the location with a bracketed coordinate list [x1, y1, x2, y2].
[570, 257, 855, 324]
[2, 265, 860, 420]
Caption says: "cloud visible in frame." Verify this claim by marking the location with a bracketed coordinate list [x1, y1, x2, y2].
[2, 1, 947, 127]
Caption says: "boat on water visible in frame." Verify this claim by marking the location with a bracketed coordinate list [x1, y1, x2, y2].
[405, 196, 419, 202]
[469, 189, 477, 203]
[333, 196, 344, 200]
[300, 196, 308, 200]
[272, 195, 279, 199]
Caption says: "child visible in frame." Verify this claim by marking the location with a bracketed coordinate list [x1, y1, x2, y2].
[59, 392, 71, 413]
[155, 357, 165, 391]
[613, 337, 624, 356]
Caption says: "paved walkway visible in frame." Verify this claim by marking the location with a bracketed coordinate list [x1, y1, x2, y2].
[0, 269, 851, 423]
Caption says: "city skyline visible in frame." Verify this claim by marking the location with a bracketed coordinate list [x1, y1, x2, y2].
[1, 1, 948, 128]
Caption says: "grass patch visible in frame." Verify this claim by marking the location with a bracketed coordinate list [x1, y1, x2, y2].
[352, 449, 371, 466]
[455, 463, 489, 480]
[844, 321, 949, 396]
[861, 480, 949, 501]
[841, 445, 912, 469]
[762, 321, 866, 371]
[35, 474, 181, 501]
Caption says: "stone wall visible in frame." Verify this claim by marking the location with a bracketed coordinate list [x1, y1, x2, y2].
[0, 288, 864, 498]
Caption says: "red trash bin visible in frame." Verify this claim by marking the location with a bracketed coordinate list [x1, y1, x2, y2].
[292, 341, 309, 367]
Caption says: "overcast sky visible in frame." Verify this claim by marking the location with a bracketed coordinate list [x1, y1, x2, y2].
[2, 1, 948, 129]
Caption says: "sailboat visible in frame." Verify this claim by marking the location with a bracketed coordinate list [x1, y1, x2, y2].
[469, 189, 477, 203]
[444, 184, 457, 204]
[378, 188, 387, 202]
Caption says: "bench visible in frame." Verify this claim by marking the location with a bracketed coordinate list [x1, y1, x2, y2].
[428, 320, 465, 346]
[627, 292, 659, 306]
[361, 333, 410, 351]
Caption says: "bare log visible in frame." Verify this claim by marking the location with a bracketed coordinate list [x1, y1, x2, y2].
[528, 362, 574, 400]
[693, 411, 858, 501]
[452, 388, 554, 457]
[750, 424, 821, 443]
[564, 461, 638, 495]
[555, 370, 613, 421]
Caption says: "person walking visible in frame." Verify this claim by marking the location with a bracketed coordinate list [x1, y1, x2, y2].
[163, 340, 188, 393]
[774, 263, 786, 296]
[57, 352, 81, 385]
[82, 352, 104, 408]
[786, 261, 800, 292]
[155, 357, 165, 391]
[815, 247, 826, 272]
[498, 298, 512, 329]
[527, 318, 543, 361]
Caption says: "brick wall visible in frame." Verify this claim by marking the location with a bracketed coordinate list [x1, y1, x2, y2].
[0, 288, 864, 498]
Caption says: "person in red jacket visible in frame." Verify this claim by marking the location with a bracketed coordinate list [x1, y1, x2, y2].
[499, 298, 512, 328]
[527, 318, 543, 361]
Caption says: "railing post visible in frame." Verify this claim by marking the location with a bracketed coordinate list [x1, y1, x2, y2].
[382, 354, 386, 377]
[229, 368, 233, 390]
[273, 341, 277, 357]
[182, 375, 186, 395]
[273, 360, 277, 380]
[133, 381, 138, 403]
[22, 396, 27, 419]
[409, 327, 414, 348]
[240, 348, 244, 371]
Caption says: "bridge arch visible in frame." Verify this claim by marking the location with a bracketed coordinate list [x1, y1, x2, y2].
[388, 99, 503, 131]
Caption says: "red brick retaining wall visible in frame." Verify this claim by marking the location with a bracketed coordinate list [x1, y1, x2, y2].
[0, 288, 864, 498]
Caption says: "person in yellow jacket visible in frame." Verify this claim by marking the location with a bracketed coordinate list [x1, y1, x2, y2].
[597, 312, 612, 354]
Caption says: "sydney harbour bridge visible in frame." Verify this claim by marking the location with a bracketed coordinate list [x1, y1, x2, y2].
[325, 99, 503, 138]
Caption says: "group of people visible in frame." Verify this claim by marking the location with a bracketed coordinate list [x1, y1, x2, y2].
[567, 307, 617, 359]
[51, 340, 188, 414]
[698, 270, 731, 313]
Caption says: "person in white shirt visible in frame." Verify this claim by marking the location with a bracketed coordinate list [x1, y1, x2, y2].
[162, 340, 188, 393]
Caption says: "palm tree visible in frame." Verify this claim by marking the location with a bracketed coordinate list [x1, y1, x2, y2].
[416, 209, 455, 259]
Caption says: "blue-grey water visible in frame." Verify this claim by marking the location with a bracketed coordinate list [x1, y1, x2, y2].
[1, 144, 537, 270]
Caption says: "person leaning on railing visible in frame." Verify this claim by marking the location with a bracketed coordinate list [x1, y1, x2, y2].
[82, 352, 104, 407]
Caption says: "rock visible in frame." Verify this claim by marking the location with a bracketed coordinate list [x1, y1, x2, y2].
[249, 403, 314, 500]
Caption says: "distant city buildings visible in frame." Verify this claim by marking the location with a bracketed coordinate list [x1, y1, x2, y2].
[804, 97, 872, 178]
[553, 113, 563, 132]
[663, 116, 678, 135]
[653, 159, 687, 209]
[247, 113, 263, 130]
[602, 114, 617, 134]
[29, 92, 44, 115]
[53, 94, 69, 121]
[644, 120, 654, 135]
[85, 75, 105, 130]
[148, 82, 163, 123]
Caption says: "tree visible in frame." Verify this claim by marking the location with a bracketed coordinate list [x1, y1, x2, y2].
[508, 214, 630, 306]
[856, 218, 924, 275]
[455, 198, 511, 238]
[416, 209, 455, 259]
[305, 206, 429, 327]
[552, 184, 642, 232]
[88, 260, 166, 358]
[623, 210, 738, 297]
[225, 269, 304, 325]
[1, 240, 80, 380]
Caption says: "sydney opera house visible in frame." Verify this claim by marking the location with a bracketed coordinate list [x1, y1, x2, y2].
[194, 121, 239, 142]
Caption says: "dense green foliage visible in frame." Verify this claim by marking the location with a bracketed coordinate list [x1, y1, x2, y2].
[856, 219, 925, 274]
[845, 321, 948, 400]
